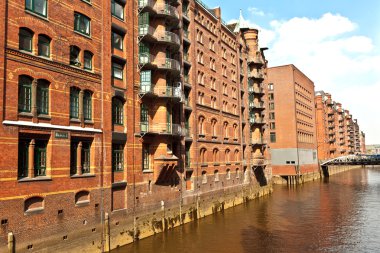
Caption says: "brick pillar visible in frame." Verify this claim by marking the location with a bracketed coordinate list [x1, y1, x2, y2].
[31, 80, 38, 117]
[79, 90, 84, 125]
[28, 139, 35, 178]
[76, 141, 82, 175]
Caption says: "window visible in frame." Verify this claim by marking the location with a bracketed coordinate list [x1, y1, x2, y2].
[18, 139, 47, 178]
[214, 170, 219, 182]
[19, 28, 33, 52]
[38, 35, 50, 57]
[268, 83, 274, 91]
[269, 102, 275, 110]
[268, 93, 274, 101]
[269, 112, 275, 120]
[142, 144, 150, 171]
[112, 144, 124, 171]
[202, 171, 207, 184]
[111, 0, 124, 20]
[226, 169, 231, 180]
[70, 46, 81, 66]
[112, 62, 123, 80]
[82, 142, 91, 174]
[83, 91, 92, 120]
[200, 148, 207, 165]
[37, 80, 49, 115]
[84, 51, 93, 70]
[270, 132, 276, 143]
[18, 75, 32, 113]
[74, 13, 91, 36]
[25, 0, 47, 17]
[70, 87, 80, 119]
[140, 70, 151, 93]
[112, 31, 123, 50]
[140, 103, 149, 131]
[112, 97, 124, 125]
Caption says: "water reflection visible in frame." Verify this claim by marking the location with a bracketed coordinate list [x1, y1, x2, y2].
[113, 168, 380, 253]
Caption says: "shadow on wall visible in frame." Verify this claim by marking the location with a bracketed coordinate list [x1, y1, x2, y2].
[254, 166, 268, 186]
[155, 165, 180, 186]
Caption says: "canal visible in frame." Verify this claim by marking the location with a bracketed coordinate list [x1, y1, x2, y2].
[113, 167, 380, 253]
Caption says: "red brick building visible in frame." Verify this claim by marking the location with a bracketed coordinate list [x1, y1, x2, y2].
[0, 1, 270, 252]
[266, 65, 319, 179]
[315, 90, 365, 161]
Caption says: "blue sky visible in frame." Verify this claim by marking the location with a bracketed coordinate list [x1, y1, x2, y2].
[202, 0, 380, 145]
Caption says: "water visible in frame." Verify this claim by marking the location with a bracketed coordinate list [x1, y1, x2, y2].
[113, 167, 380, 253]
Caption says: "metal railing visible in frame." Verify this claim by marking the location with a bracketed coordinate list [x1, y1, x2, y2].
[247, 57, 263, 64]
[156, 58, 181, 71]
[140, 122, 182, 135]
[249, 101, 265, 109]
[139, 84, 182, 98]
[249, 116, 265, 124]
[248, 71, 264, 79]
[138, 25, 156, 38]
[155, 4, 179, 20]
[138, 0, 155, 9]
[155, 31, 180, 45]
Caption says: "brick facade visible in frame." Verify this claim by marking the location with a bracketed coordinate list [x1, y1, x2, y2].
[315, 90, 364, 161]
[0, 0, 269, 252]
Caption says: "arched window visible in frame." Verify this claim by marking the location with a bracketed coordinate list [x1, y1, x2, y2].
[233, 124, 238, 139]
[214, 170, 219, 182]
[83, 90, 92, 120]
[75, 191, 90, 205]
[198, 116, 205, 135]
[19, 28, 33, 52]
[18, 75, 33, 113]
[200, 148, 207, 165]
[70, 46, 81, 66]
[112, 97, 124, 125]
[38, 34, 51, 57]
[211, 119, 217, 136]
[226, 169, 231, 180]
[223, 122, 229, 138]
[213, 148, 219, 163]
[225, 149, 230, 163]
[202, 171, 207, 184]
[70, 87, 80, 119]
[84, 51, 93, 70]
[37, 79, 49, 115]
[236, 168, 240, 179]
[24, 196, 44, 213]
[234, 150, 239, 162]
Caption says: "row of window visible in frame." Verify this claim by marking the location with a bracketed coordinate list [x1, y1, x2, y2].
[201, 168, 244, 184]
[25, 0, 126, 33]
[19, 28, 93, 70]
[18, 75, 125, 125]
[198, 117, 239, 139]
[18, 138, 127, 179]
[199, 148, 241, 164]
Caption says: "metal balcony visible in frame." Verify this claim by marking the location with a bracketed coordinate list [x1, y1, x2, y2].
[155, 31, 180, 47]
[184, 97, 192, 110]
[140, 122, 182, 136]
[249, 116, 265, 125]
[251, 138, 266, 146]
[155, 4, 180, 21]
[247, 56, 264, 65]
[138, 0, 155, 12]
[184, 127, 192, 141]
[138, 25, 156, 41]
[183, 53, 191, 66]
[249, 101, 265, 110]
[248, 71, 264, 80]
[156, 58, 181, 72]
[248, 86, 264, 95]
[138, 53, 155, 66]
[183, 30, 190, 43]
[139, 84, 182, 100]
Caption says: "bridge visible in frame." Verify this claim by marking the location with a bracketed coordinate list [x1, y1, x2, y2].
[321, 154, 380, 166]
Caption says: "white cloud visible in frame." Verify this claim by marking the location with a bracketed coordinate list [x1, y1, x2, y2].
[252, 13, 380, 144]
[248, 7, 266, 17]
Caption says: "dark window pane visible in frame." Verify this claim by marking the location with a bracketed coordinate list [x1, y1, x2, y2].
[38, 35, 50, 57]
[25, 0, 47, 17]
[37, 80, 49, 115]
[111, 0, 124, 19]
[19, 28, 33, 52]
[84, 51, 93, 70]
[112, 98, 124, 125]
[70, 87, 79, 118]
[112, 62, 123, 79]
[83, 91, 92, 120]
[112, 32, 123, 50]
[112, 144, 124, 171]
[18, 76, 32, 112]
[70, 46, 81, 66]
[18, 140, 29, 178]
[74, 13, 91, 36]
[82, 142, 91, 174]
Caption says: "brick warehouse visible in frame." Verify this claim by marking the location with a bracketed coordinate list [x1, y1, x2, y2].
[315, 91, 366, 161]
[0, 0, 271, 252]
[265, 65, 319, 182]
